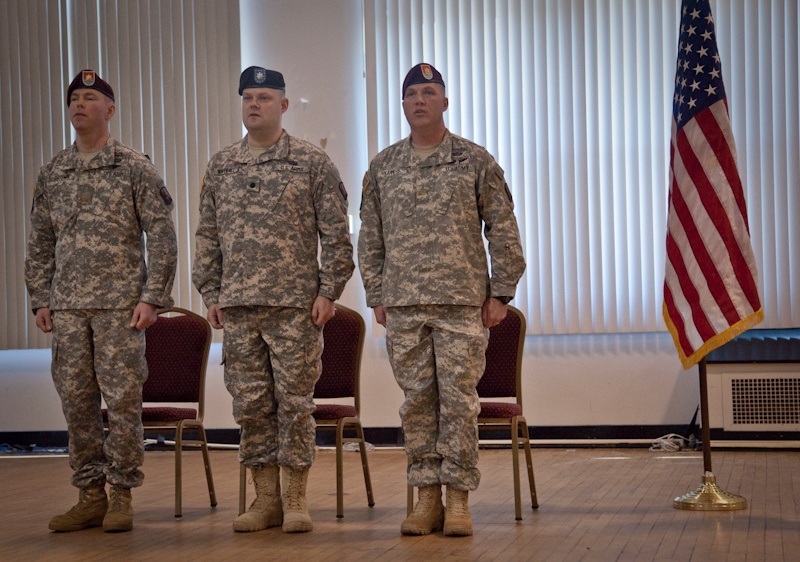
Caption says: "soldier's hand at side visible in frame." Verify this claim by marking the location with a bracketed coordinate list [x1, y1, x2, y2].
[312, 296, 335, 327]
[131, 302, 159, 330]
[34, 307, 53, 333]
[373, 305, 387, 327]
[207, 304, 224, 329]
[482, 298, 507, 328]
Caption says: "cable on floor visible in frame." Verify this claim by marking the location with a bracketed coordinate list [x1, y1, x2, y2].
[649, 433, 700, 451]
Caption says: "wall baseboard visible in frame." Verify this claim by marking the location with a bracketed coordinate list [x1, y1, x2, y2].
[3, 425, 797, 451]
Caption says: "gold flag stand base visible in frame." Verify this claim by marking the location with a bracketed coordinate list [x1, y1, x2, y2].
[673, 472, 748, 511]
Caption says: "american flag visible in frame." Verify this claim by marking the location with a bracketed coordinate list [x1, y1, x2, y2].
[663, 0, 763, 369]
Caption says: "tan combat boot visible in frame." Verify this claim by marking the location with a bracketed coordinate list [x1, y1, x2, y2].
[102, 486, 133, 532]
[49, 485, 108, 532]
[401, 485, 444, 535]
[281, 466, 313, 533]
[443, 486, 473, 536]
[233, 465, 283, 532]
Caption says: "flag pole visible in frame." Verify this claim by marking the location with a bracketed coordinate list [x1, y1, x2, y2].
[673, 358, 747, 510]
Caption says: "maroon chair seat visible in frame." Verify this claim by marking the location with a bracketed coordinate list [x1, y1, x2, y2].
[141, 407, 198, 423]
[314, 404, 358, 419]
[479, 402, 523, 418]
[102, 407, 199, 424]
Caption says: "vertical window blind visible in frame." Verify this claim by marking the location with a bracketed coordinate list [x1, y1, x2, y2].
[2, 0, 797, 348]
[364, 0, 799, 335]
[1, 0, 241, 349]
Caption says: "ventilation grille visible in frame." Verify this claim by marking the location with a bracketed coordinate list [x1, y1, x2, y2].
[722, 375, 800, 431]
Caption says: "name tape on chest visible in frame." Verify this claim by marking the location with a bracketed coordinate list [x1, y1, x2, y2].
[216, 163, 308, 175]
[272, 164, 309, 173]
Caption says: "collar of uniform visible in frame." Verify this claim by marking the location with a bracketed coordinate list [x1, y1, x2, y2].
[238, 130, 291, 164]
[68, 136, 117, 170]
[404, 129, 455, 168]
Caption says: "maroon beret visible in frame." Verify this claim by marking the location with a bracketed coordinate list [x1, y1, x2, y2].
[402, 63, 445, 99]
[67, 70, 115, 106]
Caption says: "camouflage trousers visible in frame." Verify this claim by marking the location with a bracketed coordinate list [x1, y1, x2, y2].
[222, 306, 322, 469]
[51, 309, 147, 489]
[385, 305, 489, 491]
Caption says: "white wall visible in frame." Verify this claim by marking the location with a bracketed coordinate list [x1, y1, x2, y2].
[0, 0, 700, 437]
[0, 331, 699, 433]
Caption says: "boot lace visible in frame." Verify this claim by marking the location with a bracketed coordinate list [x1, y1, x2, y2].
[251, 474, 272, 497]
[449, 500, 468, 518]
[69, 487, 104, 514]
[447, 491, 468, 518]
[247, 471, 275, 512]
[412, 488, 440, 515]
[109, 488, 123, 511]
[285, 471, 304, 511]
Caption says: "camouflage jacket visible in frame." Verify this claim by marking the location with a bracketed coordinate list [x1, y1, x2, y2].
[358, 130, 525, 308]
[192, 132, 354, 309]
[25, 137, 177, 311]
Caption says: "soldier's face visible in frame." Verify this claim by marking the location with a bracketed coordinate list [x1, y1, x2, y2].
[69, 89, 114, 133]
[241, 87, 288, 135]
[402, 83, 448, 130]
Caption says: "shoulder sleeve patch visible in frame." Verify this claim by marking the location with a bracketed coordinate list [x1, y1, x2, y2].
[157, 179, 173, 206]
[362, 172, 370, 192]
[338, 181, 348, 201]
[31, 185, 41, 214]
[504, 183, 513, 203]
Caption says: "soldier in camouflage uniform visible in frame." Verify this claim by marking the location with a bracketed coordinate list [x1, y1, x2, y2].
[25, 70, 177, 533]
[192, 66, 354, 534]
[358, 63, 526, 537]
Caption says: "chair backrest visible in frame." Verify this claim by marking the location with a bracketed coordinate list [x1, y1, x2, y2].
[476, 305, 526, 404]
[142, 308, 212, 416]
[315, 305, 366, 412]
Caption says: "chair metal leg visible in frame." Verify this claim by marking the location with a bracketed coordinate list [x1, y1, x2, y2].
[174, 421, 217, 518]
[175, 422, 184, 518]
[329, 417, 375, 518]
[335, 420, 345, 518]
[354, 421, 375, 507]
[198, 425, 217, 508]
[519, 418, 538, 509]
[510, 417, 523, 521]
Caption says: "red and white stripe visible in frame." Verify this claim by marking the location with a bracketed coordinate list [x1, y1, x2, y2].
[663, 99, 763, 368]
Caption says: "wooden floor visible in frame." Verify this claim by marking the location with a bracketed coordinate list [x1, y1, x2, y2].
[0, 446, 799, 561]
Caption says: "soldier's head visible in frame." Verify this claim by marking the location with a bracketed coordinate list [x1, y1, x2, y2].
[66, 70, 116, 134]
[239, 66, 288, 142]
[401, 63, 448, 136]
